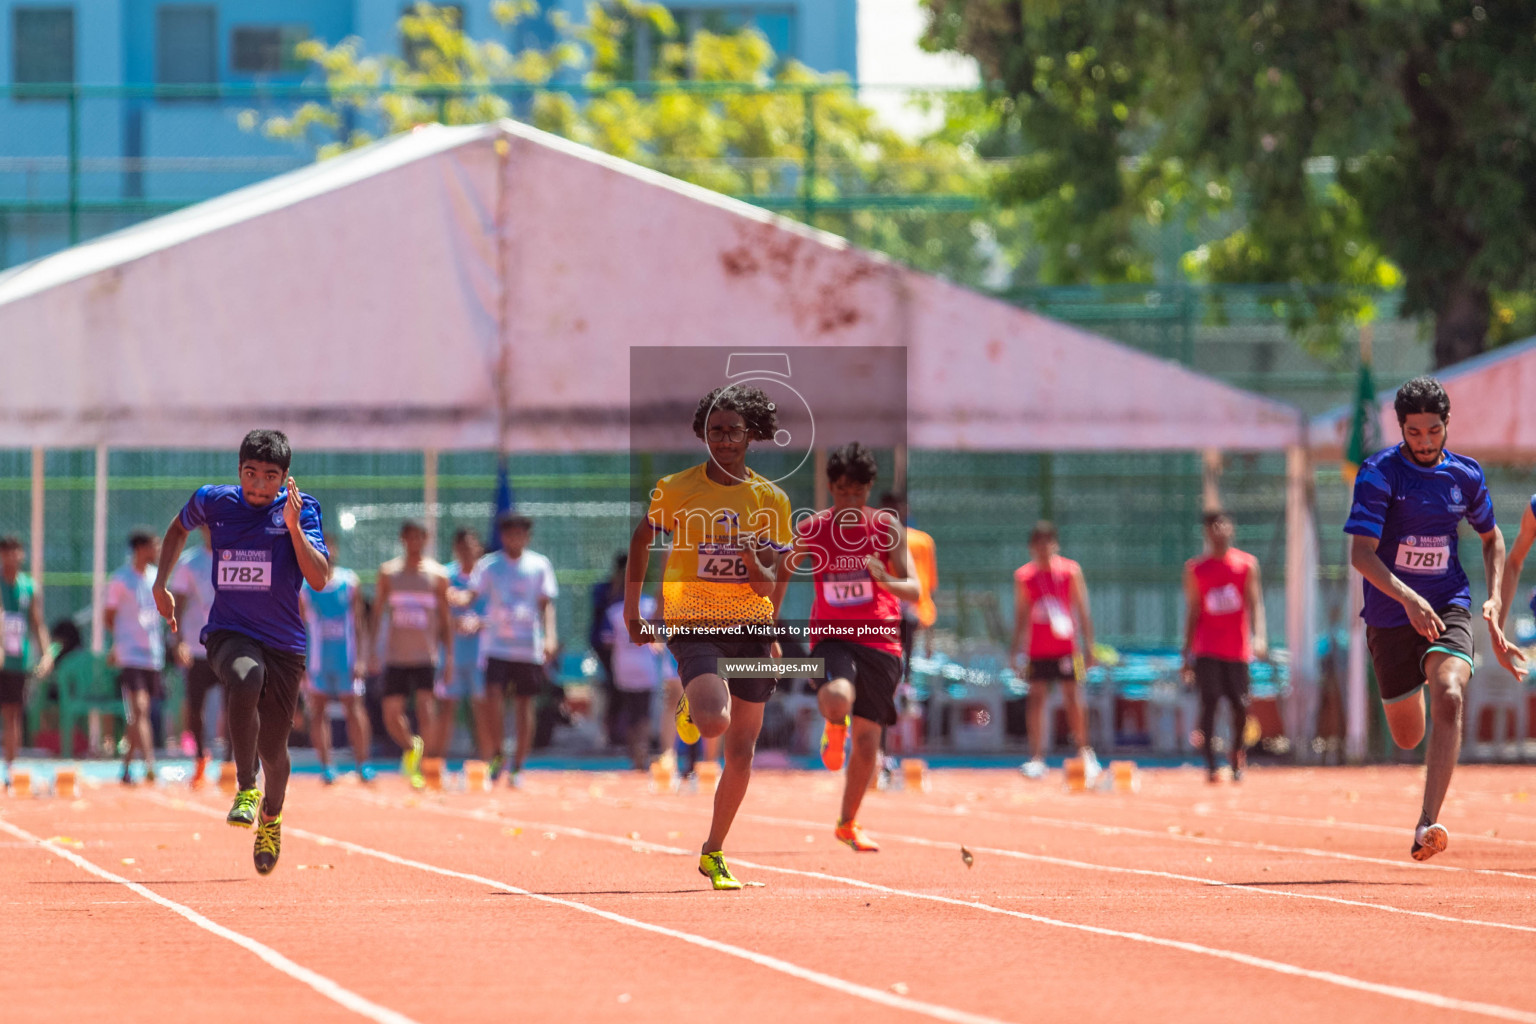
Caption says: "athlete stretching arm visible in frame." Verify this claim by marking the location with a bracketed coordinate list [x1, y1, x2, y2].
[1246, 561, 1268, 661]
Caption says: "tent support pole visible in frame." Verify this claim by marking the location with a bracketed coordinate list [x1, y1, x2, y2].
[813, 447, 827, 510]
[91, 444, 109, 654]
[893, 444, 907, 495]
[30, 447, 44, 587]
[424, 448, 439, 558]
[1284, 445, 1318, 761]
[1345, 566, 1368, 762]
[1201, 449, 1223, 511]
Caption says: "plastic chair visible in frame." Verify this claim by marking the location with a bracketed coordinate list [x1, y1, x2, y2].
[54, 650, 124, 758]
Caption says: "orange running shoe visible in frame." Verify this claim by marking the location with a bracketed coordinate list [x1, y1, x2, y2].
[191, 755, 209, 790]
[835, 819, 879, 852]
[820, 716, 849, 771]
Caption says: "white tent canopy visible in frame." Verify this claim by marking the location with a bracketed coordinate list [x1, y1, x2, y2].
[0, 120, 1303, 453]
[0, 120, 1315, 744]
[1311, 335, 1536, 463]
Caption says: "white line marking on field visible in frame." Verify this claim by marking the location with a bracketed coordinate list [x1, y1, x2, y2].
[0, 816, 421, 1024]
[339, 791, 1536, 1024]
[1136, 799, 1536, 849]
[142, 794, 1014, 1024]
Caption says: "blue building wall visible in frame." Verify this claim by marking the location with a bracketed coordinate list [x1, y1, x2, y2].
[0, 0, 857, 266]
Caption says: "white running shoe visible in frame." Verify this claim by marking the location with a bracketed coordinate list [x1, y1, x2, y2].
[1081, 748, 1102, 783]
[1412, 823, 1449, 862]
[1020, 758, 1047, 780]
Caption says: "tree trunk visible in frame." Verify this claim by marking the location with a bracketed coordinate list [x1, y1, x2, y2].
[1433, 280, 1490, 369]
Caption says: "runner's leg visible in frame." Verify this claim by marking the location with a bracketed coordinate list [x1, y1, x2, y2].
[841, 717, 882, 823]
[1420, 650, 1470, 826]
[703, 695, 764, 854]
[308, 690, 332, 769]
[340, 694, 371, 770]
[512, 695, 535, 772]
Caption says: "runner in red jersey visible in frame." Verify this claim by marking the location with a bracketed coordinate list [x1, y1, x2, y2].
[789, 443, 918, 852]
[1182, 510, 1267, 783]
[1011, 522, 1098, 780]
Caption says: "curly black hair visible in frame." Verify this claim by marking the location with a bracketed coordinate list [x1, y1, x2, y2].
[1394, 376, 1450, 424]
[692, 384, 778, 442]
[826, 441, 878, 486]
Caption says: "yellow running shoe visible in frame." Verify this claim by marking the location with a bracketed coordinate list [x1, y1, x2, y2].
[675, 694, 701, 746]
[698, 851, 742, 890]
[226, 787, 261, 828]
[253, 811, 282, 875]
[820, 716, 849, 771]
[835, 819, 880, 852]
[402, 735, 424, 785]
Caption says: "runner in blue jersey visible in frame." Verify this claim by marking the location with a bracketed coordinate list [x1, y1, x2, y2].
[153, 430, 331, 876]
[302, 545, 373, 784]
[442, 527, 491, 764]
[1345, 377, 1514, 862]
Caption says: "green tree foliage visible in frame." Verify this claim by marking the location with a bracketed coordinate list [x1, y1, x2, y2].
[244, 2, 1018, 289]
[920, 0, 1536, 365]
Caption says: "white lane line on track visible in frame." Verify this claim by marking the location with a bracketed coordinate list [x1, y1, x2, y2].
[336, 790, 1536, 1024]
[141, 793, 1015, 1024]
[366, 792, 1536, 935]
[888, 798, 1536, 882]
[1133, 800, 1536, 849]
[0, 816, 421, 1024]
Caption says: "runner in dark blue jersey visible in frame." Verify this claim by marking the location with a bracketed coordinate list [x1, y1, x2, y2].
[152, 430, 331, 876]
[1345, 377, 1514, 862]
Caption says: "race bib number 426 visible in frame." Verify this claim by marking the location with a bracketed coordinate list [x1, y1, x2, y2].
[218, 550, 272, 590]
[1395, 536, 1451, 575]
[697, 542, 748, 583]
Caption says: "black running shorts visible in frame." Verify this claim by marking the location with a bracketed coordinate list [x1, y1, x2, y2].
[1366, 603, 1475, 704]
[813, 640, 902, 726]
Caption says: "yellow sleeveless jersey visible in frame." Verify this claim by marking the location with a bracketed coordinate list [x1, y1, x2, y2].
[646, 463, 793, 628]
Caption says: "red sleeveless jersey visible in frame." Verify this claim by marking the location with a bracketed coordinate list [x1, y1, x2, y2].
[798, 507, 904, 656]
[1189, 548, 1256, 662]
[1014, 556, 1080, 659]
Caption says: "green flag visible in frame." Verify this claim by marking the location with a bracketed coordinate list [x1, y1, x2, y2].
[1343, 332, 1378, 484]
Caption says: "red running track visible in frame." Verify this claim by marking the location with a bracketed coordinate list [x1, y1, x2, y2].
[5, 764, 1536, 1024]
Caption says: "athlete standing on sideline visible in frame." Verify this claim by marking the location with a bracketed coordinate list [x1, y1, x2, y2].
[1345, 376, 1513, 861]
[1013, 521, 1099, 781]
[108, 529, 165, 786]
[370, 521, 453, 788]
[153, 429, 331, 875]
[790, 443, 916, 851]
[1, 535, 52, 788]
[170, 525, 218, 786]
[625, 385, 793, 890]
[301, 542, 372, 783]
[456, 514, 557, 787]
[1182, 511, 1265, 783]
[443, 527, 490, 764]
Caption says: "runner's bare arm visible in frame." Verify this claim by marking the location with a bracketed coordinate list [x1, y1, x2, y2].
[742, 537, 779, 597]
[1348, 535, 1443, 641]
[28, 587, 52, 676]
[866, 529, 920, 604]
[1070, 565, 1097, 668]
[1498, 505, 1536, 631]
[1476, 525, 1518, 676]
[351, 584, 370, 677]
[152, 516, 190, 631]
[286, 480, 331, 591]
[540, 594, 558, 665]
[1180, 563, 1200, 682]
[624, 518, 657, 645]
[1246, 561, 1268, 661]
[434, 572, 455, 676]
[1011, 580, 1031, 667]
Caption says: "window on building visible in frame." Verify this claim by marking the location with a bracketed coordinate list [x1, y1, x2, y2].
[231, 25, 308, 75]
[156, 5, 218, 88]
[401, 3, 464, 70]
[12, 7, 76, 90]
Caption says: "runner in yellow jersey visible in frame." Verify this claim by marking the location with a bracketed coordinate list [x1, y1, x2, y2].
[624, 384, 792, 890]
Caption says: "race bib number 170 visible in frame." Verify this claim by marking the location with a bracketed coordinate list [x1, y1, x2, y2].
[218, 550, 272, 590]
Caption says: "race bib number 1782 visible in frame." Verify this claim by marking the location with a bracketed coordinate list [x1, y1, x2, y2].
[218, 551, 272, 590]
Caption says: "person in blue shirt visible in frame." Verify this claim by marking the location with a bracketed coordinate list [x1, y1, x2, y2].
[441, 527, 490, 762]
[1345, 376, 1515, 862]
[153, 430, 331, 876]
[301, 540, 373, 785]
